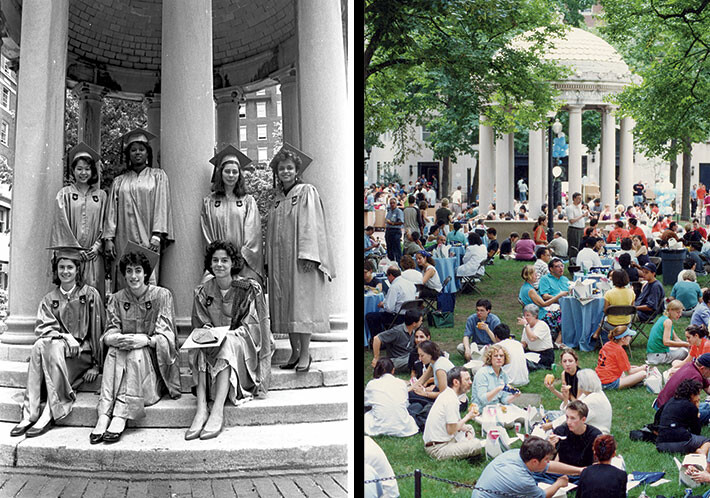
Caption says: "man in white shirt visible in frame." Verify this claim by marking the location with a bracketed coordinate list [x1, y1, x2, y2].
[451, 186, 463, 215]
[365, 266, 417, 336]
[364, 436, 400, 498]
[493, 324, 529, 386]
[576, 237, 603, 271]
[426, 185, 436, 207]
[547, 231, 568, 259]
[564, 192, 587, 254]
[423, 367, 483, 460]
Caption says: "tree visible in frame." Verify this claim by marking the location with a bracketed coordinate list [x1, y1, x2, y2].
[600, 0, 710, 219]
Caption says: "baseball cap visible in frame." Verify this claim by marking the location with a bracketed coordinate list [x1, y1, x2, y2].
[614, 328, 636, 340]
[697, 353, 710, 368]
[641, 262, 657, 273]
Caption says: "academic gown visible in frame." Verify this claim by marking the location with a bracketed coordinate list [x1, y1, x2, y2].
[200, 192, 264, 284]
[97, 285, 181, 420]
[50, 184, 107, 297]
[266, 183, 335, 335]
[103, 167, 174, 291]
[22, 285, 104, 422]
[190, 276, 273, 404]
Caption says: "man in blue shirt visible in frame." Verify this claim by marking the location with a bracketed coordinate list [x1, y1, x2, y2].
[364, 226, 379, 259]
[538, 258, 570, 300]
[384, 198, 404, 263]
[691, 289, 710, 327]
[472, 437, 568, 498]
[457, 299, 501, 359]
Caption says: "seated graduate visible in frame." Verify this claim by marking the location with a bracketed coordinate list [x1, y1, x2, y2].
[90, 250, 182, 444]
[185, 240, 273, 441]
[10, 247, 104, 438]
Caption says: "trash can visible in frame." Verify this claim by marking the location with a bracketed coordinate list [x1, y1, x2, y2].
[660, 248, 687, 286]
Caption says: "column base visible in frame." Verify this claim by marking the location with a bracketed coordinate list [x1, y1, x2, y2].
[1, 316, 38, 344]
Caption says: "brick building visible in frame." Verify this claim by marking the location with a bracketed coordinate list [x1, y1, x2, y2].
[238, 85, 283, 167]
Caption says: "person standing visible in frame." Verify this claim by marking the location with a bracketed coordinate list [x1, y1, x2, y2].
[699, 183, 707, 220]
[632, 180, 645, 206]
[518, 178, 528, 202]
[691, 184, 698, 218]
[384, 197, 404, 263]
[565, 192, 587, 254]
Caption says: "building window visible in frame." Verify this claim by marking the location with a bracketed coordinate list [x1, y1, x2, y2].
[257, 125, 267, 141]
[276, 100, 282, 117]
[1, 87, 9, 110]
[257, 147, 268, 163]
[421, 125, 431, 142]
[0, 56, 10, 76]
[256, 102, 266, 118]
[0, 208, 7, 232]
[239, 103, 246, 118]
[1, 122, 8, 146]
[240, 126, 247, 143]
[256, 89, 266, 96]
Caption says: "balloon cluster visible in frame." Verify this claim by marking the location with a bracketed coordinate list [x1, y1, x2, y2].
[653, 179, 676, 215]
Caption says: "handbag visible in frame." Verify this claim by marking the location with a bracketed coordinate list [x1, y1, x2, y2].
[428, 310, 454, 328]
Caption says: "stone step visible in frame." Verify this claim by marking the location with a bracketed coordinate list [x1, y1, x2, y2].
[0, 359, 348, 392]
[0, 385, 348, 427]
[0, 339, 349, 364]
[0, 420, 348, 473]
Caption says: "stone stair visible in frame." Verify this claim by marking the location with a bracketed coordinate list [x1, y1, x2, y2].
[0, 338, 350, 475]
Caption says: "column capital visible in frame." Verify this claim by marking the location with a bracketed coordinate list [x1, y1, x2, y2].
[71, 81, 108, 102]
[567, 104, 584, 113]
[214, 86, 244, 106]
[270, 65, 297, 88]
[143, 92, 161, 108]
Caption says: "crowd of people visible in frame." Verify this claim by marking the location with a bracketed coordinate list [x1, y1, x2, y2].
[364, 178, 710, 497]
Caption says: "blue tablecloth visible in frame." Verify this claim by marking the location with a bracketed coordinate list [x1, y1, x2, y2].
[364, 292, 385, 346]
[434, 257, 459, 292]
[449, 245, 466, 267]
[600, 257, 613, 266]
[560, 296, 605, 351]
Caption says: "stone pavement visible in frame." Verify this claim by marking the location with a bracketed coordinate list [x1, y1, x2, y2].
[0, 468, 348, 497]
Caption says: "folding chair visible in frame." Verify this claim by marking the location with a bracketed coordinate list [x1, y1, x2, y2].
[567, 265, 581, 279]
[592, 305, 637, 354]
[630, 307, 661, 348]
[416, 276, 451, 314]
[630, 281, 643, 298]
[481, 256, 494, 279]
[385, 299, 425, 330]
[458, 275, 481, 294]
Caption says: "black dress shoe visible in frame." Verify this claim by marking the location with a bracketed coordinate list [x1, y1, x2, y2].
[103, 429, 124, 444]
[25, 419, 54, 438]
[10, 421, 35, 437]
[89, 432, 104, 444]
[295, 355, 312, 373]
[279, 359, 299, 370]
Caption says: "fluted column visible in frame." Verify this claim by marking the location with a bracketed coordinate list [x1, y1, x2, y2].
[273, 67, 299, 146]
[3, 0, 69, 344]
[72, 82, 106, 153]
[528, 128, 543, 218]
[619, 116, 635, 208]
[495, 133, 511, 214]
[297, 0, 350, 337]
[600, 106, 617, 210]
[214, 87, 242, 150]
[568, 105, 583, 199]
[478, 115, 495, 213]
[160, 0, 215, 332]
[144, 94, 161, 165]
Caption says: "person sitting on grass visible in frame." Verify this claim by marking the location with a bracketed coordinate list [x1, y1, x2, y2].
[575, 435, 627, 498]
[517, 304, 554, 371]
[499, 232, 519, 260]
[655, 353, 710, 426]
[408, 326, 431, 381]
[457, 298, 502, 356]
[370, 310, 423, 373]
[514, 232, 536, 261]
[519, 265, 568, 348]
[486, 227, 499, 259]
[409, 340, 455, 404]
[667, 325, 710, 378]
[471, 436, 569, 498]
[493, 324, 529, 387]
[364, 358, 419, 437]
[545, 348, 580, 403]
[471, 344, 520, 408]
[596, 326, 647, 390]
[656, 379, 710, 457]
[647, 299, 690, 366]
[422, 367, 483, 461]
[544, 369, 613, 435]
[672, 270, 703, 316]
[548, 231, 568, 259]
[691, 289, 710, 328]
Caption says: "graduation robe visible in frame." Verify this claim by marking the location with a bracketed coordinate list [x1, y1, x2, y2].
[49, 184, 107, 297]
[265, 183, 335, 335]
[200, 192, 264, 283]
[190, 276, 273, 403]
[103, 167, 174, 291]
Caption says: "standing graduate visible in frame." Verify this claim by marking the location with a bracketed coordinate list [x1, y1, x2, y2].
[200, 145, 264, 285]
[103, 128, 173, 291]
[50, 142, 107, 297]
[266, 143, 334, 372]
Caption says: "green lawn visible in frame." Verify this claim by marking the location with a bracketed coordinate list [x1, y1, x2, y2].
[364, 259, 705, 497]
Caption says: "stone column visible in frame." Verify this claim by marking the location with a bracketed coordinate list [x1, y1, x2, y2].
[160, 0, 215, 333]
[3, 0, 69, 344]
[214, 87, 242, 149]
[600, 106, 617, 210]
[568, 105, 583, 199]
[297, 0, 350, 338]
[619, 116, 635, 208]
[478, 115, 495, 214]
[144, 94, 161, 165]
[528, 128, 543, 218]
[495, 133, 511, 214]
[72, 82, 106, 153]
[273, 67, 299, 146]
[542, 130, 549, 203]
[508, 132, 515, 205]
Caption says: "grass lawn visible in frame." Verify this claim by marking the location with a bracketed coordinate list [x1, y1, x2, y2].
[363, 258, 706, 497]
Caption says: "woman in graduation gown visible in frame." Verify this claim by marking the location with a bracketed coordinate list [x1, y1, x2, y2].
[10, 248, 104, 438]
[89, 250, 181, 444]
[185, 240, 273, 440]
[266, 144, 335, 372]
[49, 143, 107, 297]
[200, 145, 264, 285]
[103, 128, 174, 291]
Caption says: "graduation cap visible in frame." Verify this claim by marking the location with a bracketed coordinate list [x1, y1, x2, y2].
[209, 144, 253, 184]
[47, 244, 85, 261]
[121, 240, 160, 273]
[268, 142, 313, 173]
[120, 127, 157, 150]
[67, 142, 101, 165]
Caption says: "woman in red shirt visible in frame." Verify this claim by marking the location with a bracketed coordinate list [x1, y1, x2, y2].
[667, 325, 710, 378]
[532, 216, 548, 245]
[596, 326, 647, 390]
